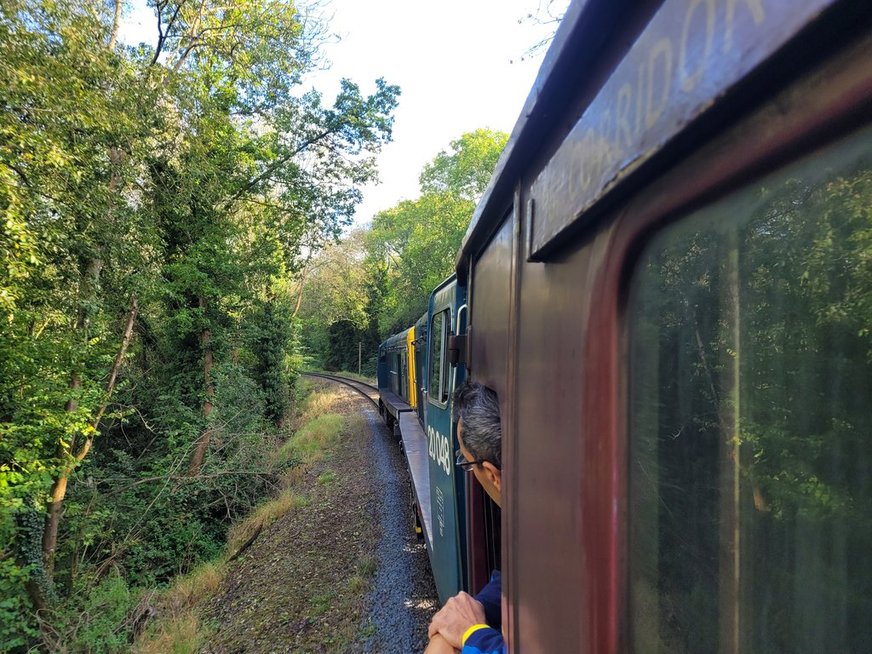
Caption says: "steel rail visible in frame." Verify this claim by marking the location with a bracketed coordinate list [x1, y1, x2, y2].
[303, 372, 379, 409]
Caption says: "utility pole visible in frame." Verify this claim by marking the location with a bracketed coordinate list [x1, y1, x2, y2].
[358, 342, 362, 375]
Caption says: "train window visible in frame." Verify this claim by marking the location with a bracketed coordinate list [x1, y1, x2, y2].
[429, 310, 448, 404]
[390, 352, 398, 395]
[627, 130, 872, 653]
[400, 351, 407, 399]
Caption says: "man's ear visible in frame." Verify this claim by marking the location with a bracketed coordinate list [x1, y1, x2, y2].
[481, 461, 501, 493]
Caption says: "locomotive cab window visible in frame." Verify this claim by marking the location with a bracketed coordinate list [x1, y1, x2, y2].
[626, 130, 872, 652]
[429, 310, 449, 405]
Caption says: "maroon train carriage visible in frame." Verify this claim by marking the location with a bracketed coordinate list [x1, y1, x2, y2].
[454, 0, 872, 651]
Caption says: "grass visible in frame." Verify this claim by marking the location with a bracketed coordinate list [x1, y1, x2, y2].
[298, 387, 343, 421]
[347, 553, 378, 594]
[133, 564, 222, 654]
[164, 562, 225, 612]
[359, 620, 377, 639]
[132, 381, 374, 653]
[271, 395, 346, 483]
[356, 553, 377, 578]
[347, 575, 367, 593]
[226, 490, 306, 556]
[133, 613, 207, 654]
[309, 590, 337, 617]
[277, 413, 345, 465]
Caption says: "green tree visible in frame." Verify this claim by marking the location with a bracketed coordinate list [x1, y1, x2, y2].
[366, 128, 508, 333]
[295, 228, 379, 371]
[419, 128, 508, 202]
[0, 0, 398, 646]
[0, 1, 163, 623]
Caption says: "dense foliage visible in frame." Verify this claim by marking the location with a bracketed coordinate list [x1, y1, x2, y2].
[0, 1, 397, 648]
[297, 128, 508, 370]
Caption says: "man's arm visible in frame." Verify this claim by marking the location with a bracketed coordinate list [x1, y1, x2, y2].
[462, 626, 506, 654]
[424, 633, 458, 654]
[427, 591, 488, 649]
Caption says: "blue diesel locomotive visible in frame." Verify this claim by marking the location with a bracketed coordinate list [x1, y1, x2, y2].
[377, 275, 485, 604]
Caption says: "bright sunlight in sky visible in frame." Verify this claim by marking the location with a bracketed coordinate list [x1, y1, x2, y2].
[120, 0, 569, 225]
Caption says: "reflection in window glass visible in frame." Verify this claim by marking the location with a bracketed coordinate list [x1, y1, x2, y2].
[628, 131, 872, 653]
[430, 311, 445, 404]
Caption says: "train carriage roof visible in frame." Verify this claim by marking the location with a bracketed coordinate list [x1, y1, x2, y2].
[457, 0, 618, 276]
[458, 0, 856, 275]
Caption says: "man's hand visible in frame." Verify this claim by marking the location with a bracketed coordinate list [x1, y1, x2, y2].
[424, 633, 458, 653]
[427, 591, 487, 650]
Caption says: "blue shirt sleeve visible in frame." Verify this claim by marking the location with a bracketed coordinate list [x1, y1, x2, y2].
[462, 626, 506, 654]
[466, 571, 504, 653]
[473, 570, 501, 631]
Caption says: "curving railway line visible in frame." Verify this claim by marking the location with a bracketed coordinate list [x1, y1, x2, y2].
[302, 371, 379, 408]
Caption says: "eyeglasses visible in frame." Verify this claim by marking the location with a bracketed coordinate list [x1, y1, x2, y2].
[455, 448, 485, 471]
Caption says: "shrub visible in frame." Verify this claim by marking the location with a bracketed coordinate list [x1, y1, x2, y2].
[46, 573, 141, 654]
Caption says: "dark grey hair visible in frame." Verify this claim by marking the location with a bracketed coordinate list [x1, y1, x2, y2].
[453, 381, 502, 469]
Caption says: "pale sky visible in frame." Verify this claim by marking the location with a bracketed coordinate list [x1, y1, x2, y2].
[120, 1, 568, 225]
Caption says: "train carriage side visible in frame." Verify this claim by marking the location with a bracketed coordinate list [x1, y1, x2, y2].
[457, 0, 872, 651]
[420, 275, 470, 603]
[376, 328, 413, 436]
[376, 278, 473, 603]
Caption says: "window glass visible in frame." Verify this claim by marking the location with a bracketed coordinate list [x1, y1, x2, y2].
[430, 311, 447, 404]
[628, 131, 872, 653]
[390, 352, 399, 395]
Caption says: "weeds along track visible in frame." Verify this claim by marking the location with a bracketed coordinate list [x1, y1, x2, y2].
[303, 372, 379, 409]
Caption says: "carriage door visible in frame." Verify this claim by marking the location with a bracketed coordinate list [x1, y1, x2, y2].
[425, 280, 466, 602]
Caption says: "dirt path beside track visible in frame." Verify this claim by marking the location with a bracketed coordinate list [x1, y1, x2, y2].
[199, 382, 437, 653]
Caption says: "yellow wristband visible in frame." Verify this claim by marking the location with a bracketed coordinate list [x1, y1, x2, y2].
[461, 624, 491, 647]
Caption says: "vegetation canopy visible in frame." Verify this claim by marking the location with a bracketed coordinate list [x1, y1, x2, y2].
[0, 0, 397, 648]
[295, 128, 508, 372]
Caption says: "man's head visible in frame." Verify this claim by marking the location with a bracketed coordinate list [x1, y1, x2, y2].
[453, 381, 502, 507]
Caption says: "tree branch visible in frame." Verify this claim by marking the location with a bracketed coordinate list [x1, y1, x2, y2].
[222, 126, 337, 211]
[103, 469, 276, 496]
[4, 162, 32, 188]
[107, 0, 123, 50]
[151, 0, 186, 67]
[75, 295, 139, 462]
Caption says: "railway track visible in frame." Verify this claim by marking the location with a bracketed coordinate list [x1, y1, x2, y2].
[303, 372, 379, 408]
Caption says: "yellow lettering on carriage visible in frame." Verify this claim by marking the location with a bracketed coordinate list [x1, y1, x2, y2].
[645, 38, 673, 129]
[724, 0, 766, 53]
[616, 83, 633, 149]
[679, 0, 716, 92]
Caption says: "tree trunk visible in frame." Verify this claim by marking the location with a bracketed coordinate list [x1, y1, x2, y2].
[188, 297, 214, 476]
[291, 252, 314, 319]
[42, 296, 138, 581]
[107, 0, 122, 50]
[42, 257, 100, 577]
[42, 476, 68, 579]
